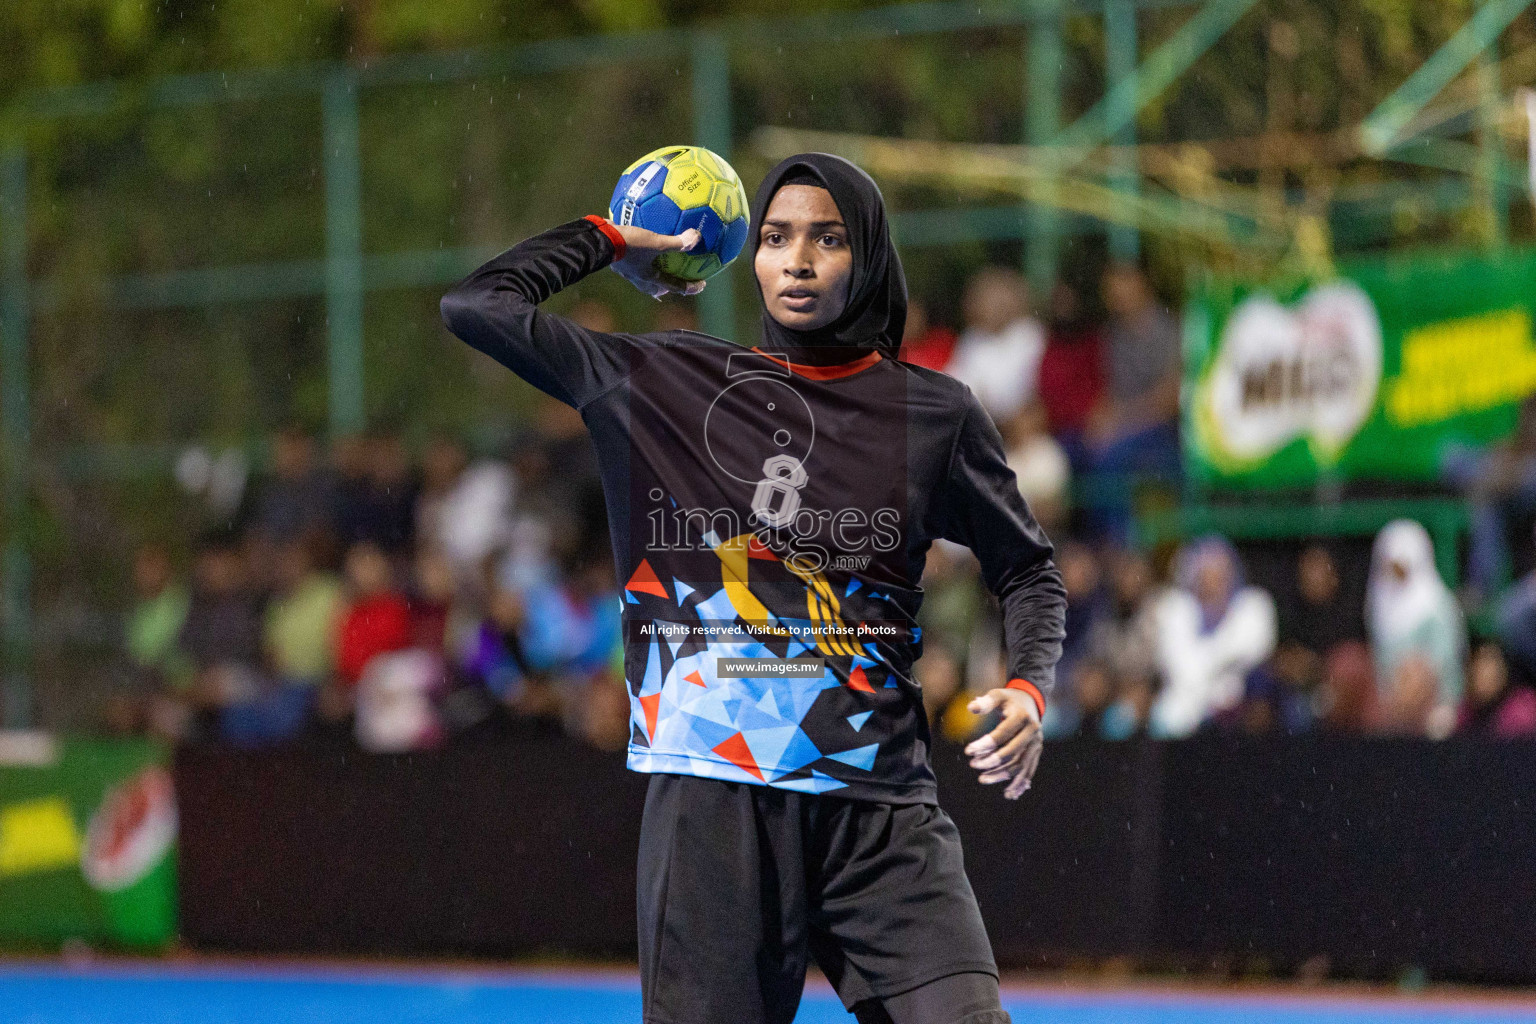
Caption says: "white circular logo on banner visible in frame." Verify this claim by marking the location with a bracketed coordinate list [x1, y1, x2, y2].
[81, 766, 178, 892]
[1204, 282, 1382, 463]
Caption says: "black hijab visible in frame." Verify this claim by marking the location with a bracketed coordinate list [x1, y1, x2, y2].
[748, 153, 907, 364]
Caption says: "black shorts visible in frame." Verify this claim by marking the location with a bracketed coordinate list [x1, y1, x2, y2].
[637, 772, 1000, 1024]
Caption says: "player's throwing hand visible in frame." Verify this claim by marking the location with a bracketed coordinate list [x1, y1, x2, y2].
[610, 224, 707, 299]
[965, 689, 1043, 800]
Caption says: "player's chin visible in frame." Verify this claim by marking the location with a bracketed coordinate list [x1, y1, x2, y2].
[768, 302, 833, 331]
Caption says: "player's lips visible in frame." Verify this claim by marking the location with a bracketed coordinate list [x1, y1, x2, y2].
[778, 287, 819, 310]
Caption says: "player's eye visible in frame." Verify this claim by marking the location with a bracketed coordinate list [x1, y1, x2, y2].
[818, 234, 844, 248]
[763, 231, 785, 246]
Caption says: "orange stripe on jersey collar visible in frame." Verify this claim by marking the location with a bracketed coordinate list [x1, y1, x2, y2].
[750, 346, 883, 380]
[584, 214, 626, 259]
[1005, 678, 1046, 720]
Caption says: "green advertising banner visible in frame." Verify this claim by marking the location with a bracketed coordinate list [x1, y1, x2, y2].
[0, 735, 176, 948]
[1184, 247, 1536, 490]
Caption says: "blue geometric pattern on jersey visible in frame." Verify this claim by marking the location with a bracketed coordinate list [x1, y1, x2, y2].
[769, 769, 847, 794]
[826, 743, 879, 771]
[625, 570, 889, 794]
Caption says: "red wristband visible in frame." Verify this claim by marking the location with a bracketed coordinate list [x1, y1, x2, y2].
[1005, 678, 1046, 720]
[584, 214, 626, 260]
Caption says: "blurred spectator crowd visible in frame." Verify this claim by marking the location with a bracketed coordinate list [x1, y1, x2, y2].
[109, 263, 1536, 753]
[119, 383, 630, 753]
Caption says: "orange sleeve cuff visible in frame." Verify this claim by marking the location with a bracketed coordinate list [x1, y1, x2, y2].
[1005, 678, 1046, 720]
[584, 214, 626, 260]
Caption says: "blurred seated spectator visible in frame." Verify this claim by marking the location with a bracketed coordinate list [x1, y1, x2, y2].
[1041, 541, 1106, 737]
[898, 298, 958, 371]
[921, 650, 965, 738]
[1085, 262, 1181, 474]
[235, 532, 340, 742]
[331, 542, 412, 721]
[1002, 403, 1070, 534]
[409, 546, 456, 654]
[1036, 281, 1104, 443]
[1086, 547, 1160, 703]
[1378, 654, 1453, 738]
[367, 430, 420, 557]
[552, 563, 627, 748]
[334, 430, 419, 556]
[1494, 551, 1536, 683]
[459, 560, 538, 713]
[574, 663, 634, 753]
[1279, 544, 1357, 662]
[331, 433, 371, 548]
[126, 543, 191, 693]
[1457, 642, 1536, 738]
[1367, 520, 1465, 714]
[523, 553, 622, 682]
[534, 395, 605, 558]
[1151, 536, 1277, 737]
[1236, 662, 1316, 736]
[1441, 397, 1536, 600]
[435, 451, 518, 591]
[1267, 544, 1357, 732]
[355, 647, 446, 753]
[1315, 641, 1377, 733]
[1100, 672, 1155, 741]
[264, 533, 342, 688]
[167, 530, 266, 741]
[245, 423, 337, 546]
[944, 267, 1045, 424]
[221, 528, 340, 746]
[414, 433, 470, 562]
[1059, 659, 1117, 739]
[499, 428, 562, 594]
[112, 543, 192, 735]
[919, 542, 986, 741]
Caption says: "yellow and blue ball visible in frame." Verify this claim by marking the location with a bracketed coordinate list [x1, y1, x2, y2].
[608, 145, 751, 282]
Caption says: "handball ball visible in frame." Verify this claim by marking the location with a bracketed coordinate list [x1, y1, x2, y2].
[608, 145, 750, 282]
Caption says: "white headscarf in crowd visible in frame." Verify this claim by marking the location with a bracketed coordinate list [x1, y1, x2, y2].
[1367, 519, 1453, 647]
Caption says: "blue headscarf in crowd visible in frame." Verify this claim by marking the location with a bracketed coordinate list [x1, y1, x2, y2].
[1175, 535, 1244, 634]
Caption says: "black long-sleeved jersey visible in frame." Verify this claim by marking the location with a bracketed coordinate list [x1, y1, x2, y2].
[441, 217, 1065, 803]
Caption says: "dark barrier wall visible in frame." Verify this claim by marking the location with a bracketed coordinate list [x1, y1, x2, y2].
[176, 733, 650, 956]
[176, 734, 1536, 983]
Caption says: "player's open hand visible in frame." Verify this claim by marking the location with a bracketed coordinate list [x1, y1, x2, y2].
[610, 224, 707, 300]
[965, 688, 1043, 800]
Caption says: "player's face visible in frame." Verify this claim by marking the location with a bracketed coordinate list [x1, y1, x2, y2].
[754, 185, 853, 333]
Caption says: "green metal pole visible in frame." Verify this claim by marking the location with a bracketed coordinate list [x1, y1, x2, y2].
[0, 146, 31, 728]
[1475, 0, 1510, 249]
[323, 69, 365, 438]
[1052, 0, 1262, 160]
[1026, 0, 1064, 293]
[1361, 0, 1534, 155]
[1105, 0, 1141, 260]
[691, 31, 736, 342]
